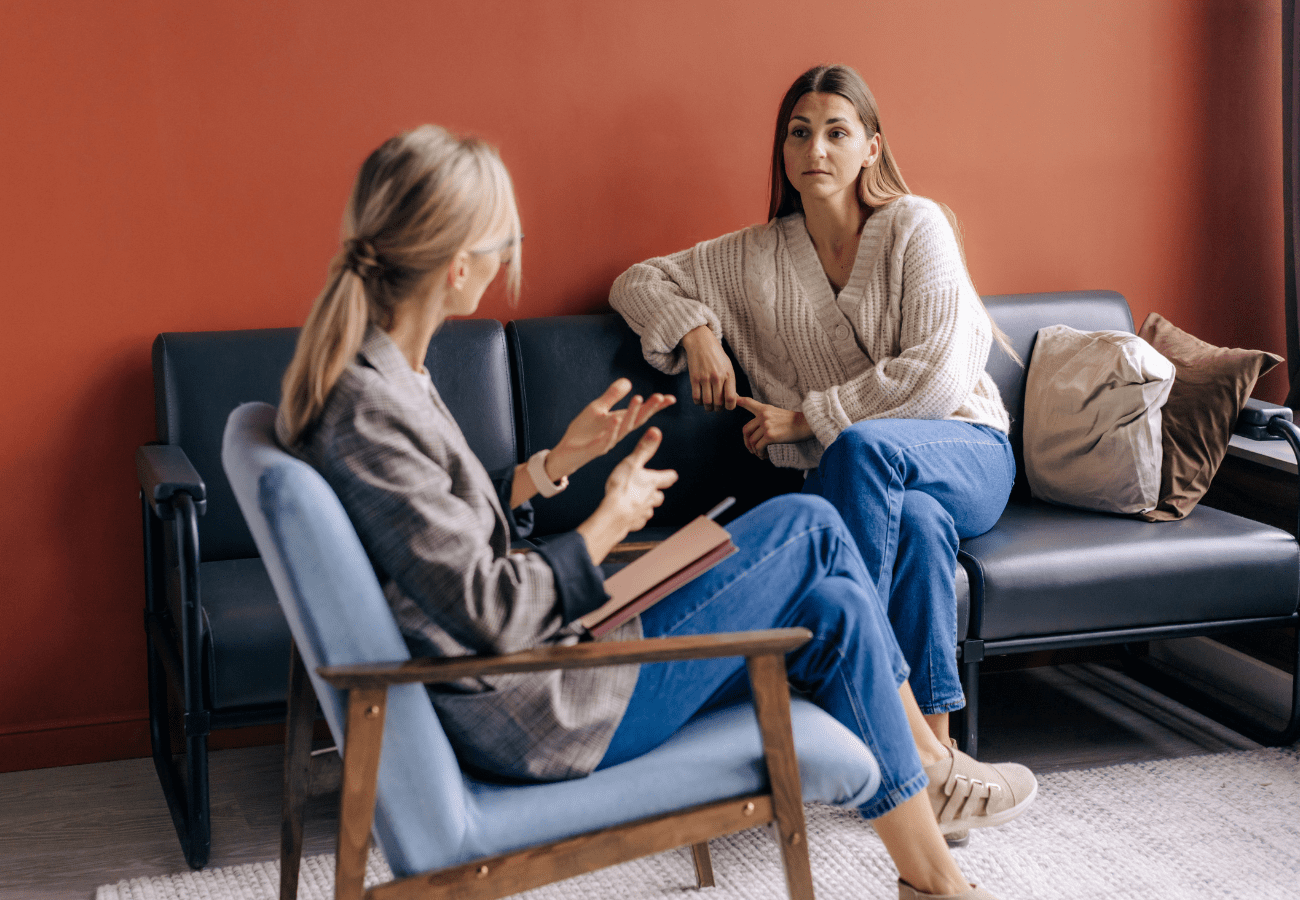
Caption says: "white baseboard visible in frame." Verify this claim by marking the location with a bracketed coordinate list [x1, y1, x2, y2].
[1148, 636, 1292, 720]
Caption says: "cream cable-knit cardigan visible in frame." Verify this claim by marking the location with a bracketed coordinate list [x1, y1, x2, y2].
[609, 195, 1010, 470]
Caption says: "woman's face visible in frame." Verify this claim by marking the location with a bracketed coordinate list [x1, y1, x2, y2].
[448, 223, 518, 316]
[782, 92, 878, 206]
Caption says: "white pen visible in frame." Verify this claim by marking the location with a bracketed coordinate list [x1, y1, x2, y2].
[705, 496, 736, 521]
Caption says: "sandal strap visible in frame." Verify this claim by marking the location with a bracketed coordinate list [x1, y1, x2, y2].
[937, 772, 998, 823]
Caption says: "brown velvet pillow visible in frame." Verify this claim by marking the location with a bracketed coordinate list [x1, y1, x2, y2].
[1137, 313, 1282, 521]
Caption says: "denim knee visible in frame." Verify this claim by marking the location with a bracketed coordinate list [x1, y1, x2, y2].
[789, 575, 858, 640]
[751, 492, 848, 535]
[898, 490, 956, 556]
[819, 424, 894, 482]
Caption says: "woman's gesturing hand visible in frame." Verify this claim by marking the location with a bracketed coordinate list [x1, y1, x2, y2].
[737, 397, 813, 460]
[549, 378, 675, 480]
[577, 428, 679, 564]
[682, 325, 738, 411]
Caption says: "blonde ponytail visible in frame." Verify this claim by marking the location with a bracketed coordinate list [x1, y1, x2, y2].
[276, 266, 369, 446]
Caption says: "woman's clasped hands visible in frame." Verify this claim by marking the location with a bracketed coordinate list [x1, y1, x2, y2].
[681, 325, 812, 459]
[737, 397, 812, 459]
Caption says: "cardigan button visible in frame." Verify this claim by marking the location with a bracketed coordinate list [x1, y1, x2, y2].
[835, 324, 850, 341]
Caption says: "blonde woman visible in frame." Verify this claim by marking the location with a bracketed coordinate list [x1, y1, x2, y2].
[278, 124, 1021, 900]
[610, 64, 1034, 842]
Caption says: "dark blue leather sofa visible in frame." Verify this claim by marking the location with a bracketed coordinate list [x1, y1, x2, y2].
[136, 290, 1300, 869]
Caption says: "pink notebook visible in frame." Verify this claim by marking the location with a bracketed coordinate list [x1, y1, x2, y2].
[580, 515, 737, 638]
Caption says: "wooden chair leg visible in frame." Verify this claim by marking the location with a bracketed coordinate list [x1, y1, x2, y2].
[336, 687, 388, 900]
[282, 641, 317, 900]
[691, 841, 715, 888]
[747, 653, 814, 900]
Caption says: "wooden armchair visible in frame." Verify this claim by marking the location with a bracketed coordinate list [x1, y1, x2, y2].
[222, 402, 883, 900]
[303, 630, 814, 900]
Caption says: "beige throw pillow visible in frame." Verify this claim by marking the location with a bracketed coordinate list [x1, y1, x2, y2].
[1024, 324, 1175, 515]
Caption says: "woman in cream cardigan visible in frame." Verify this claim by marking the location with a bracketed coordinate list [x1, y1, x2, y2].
[611, 64, 1027, 840]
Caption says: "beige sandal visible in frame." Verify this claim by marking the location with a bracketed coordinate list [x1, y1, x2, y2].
[924, 740, 1037, 836]
[898, 878, 1001, 899]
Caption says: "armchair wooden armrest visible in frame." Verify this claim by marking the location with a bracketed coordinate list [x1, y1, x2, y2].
[317, 628, 812, 689]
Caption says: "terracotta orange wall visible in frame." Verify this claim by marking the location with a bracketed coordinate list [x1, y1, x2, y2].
[0, 0, 1284, 770]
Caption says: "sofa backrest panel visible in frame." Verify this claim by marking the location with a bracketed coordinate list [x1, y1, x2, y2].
[982, 289, 1134, 494]
[153, 328, 301, 561]
[507, 315, 804, 535]
[424, 319, 518, 474]
[153, 320, 515, 562]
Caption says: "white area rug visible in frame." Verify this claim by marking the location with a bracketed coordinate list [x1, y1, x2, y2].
[97, 747, 1300, 900]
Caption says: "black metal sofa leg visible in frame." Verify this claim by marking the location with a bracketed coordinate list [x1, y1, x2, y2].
[958, 656, 981, 758]
[146, 631, 212, 869]
[142, 491, 212, 870]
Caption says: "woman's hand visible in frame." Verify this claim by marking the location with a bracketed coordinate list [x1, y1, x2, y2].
[577, 428, 679, 564]
[737, 397, 813, 460]
[682, 325, 738, 411]
[548, 378, 675, 480]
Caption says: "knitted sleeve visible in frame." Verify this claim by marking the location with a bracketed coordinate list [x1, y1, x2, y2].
[609, 230, 749, 375]
[800, 207, 994, 446]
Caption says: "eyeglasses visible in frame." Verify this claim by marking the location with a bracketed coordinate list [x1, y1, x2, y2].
[470, 233, 524, 257]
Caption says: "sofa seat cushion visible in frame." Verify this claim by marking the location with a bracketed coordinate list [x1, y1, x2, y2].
[960, 499, 1298, 642]
[199, 557, 290, 710]
[452, 697, 879, 872]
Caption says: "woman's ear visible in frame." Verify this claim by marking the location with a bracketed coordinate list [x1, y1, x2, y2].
[863, 132, 882, 169]
[447, 249, 471, 291]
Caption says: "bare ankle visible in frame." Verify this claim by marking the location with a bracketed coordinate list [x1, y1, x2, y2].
[915, 732, 951, 768]
[923, 711, 950, 743]
[917, 745, 948, 768]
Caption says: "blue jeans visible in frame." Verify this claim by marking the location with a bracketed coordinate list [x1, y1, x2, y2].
[597, 494, 926, 820]
[803, 419, 1015, 715]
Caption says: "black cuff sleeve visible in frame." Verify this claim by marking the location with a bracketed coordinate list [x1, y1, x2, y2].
[532, 531, 610, 624]
[489, 465, 535, 540]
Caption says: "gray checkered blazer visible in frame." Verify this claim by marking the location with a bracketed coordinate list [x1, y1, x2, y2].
[297, 327, 640, 781]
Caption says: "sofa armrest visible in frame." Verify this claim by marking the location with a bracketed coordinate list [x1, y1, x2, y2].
[1263, 415, 1300, 538]
[1235, 397, 1294, 442]
[137, 444, 207, 519]
[318, 628, 811, 690]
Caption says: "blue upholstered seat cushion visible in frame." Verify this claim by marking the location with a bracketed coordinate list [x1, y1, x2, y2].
[223, 402, 879, 880]
[459, 696, 879, 867]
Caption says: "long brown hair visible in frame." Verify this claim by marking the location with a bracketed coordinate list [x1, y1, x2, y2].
[277, 125, 522, 446]
[767, 64, 1018, 363]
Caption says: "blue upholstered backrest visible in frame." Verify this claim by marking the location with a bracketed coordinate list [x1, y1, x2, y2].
[221, 402, 469, 876]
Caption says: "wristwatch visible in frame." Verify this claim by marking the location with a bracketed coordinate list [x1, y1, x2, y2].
[527, 448, 569, 498]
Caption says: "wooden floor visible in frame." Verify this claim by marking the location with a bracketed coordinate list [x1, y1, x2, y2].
[0, 660, 1266, 900]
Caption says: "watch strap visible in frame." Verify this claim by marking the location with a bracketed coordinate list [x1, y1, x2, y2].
[527, 449, 569, 498]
